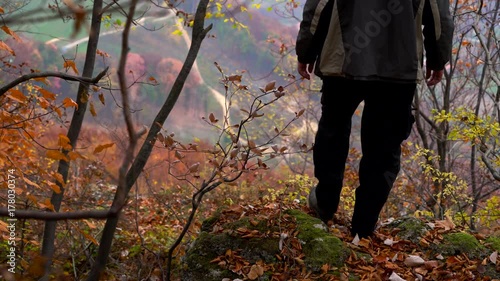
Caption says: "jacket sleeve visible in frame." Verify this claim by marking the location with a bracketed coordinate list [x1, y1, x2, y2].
[296, 0, 332, 64]
[422, 0, 455, 70]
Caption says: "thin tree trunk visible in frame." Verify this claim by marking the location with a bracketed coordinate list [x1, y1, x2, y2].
[40, 0, 103, 279]
[86, 0, 212, 279]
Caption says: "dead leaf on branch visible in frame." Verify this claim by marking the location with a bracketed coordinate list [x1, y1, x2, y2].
[1, 25, 22, 41]
[264, 81, 276, 92]
[7, 89, 26, 103]
[93, 143, 115, 154]
[46, 150, 69, 162]
[208, 113, 218, 123]
[62, 97, 78, 109]
[63, 59, 79, 74]
[0, 41, 15, 55]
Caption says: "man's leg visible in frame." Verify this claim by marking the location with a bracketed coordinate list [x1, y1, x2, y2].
[351, 81, 416, 237]
[313, 77, 363, 221]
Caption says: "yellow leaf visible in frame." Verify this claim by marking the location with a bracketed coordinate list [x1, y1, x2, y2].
[0, 40, 15, 55]
[7, 89, 27, 103]
[63, 60, 79, 74]
[62, 97, 78, 109]
[1, 25, 21, 41]
[34, 86, 56, 100]
[46, 150, 68, 161]
[171, 29, 183, 36]
[89, 101, 97, 117]
[93, 143, 115, 154]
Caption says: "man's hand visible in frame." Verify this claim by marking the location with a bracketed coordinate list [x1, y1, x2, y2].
[425, 68, 444, 86]
[298, 62, 314, 80]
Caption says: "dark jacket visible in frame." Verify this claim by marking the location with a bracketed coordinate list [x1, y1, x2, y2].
[296, 0, 454, 83]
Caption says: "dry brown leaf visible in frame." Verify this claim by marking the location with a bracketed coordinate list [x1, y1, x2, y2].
[404, 255, 425, 267]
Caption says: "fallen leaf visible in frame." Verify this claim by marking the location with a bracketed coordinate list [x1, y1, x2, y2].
[351, 234, 360, 246]
[404, 255, 425, 267]
[388, 271, 406, 281]
[490, 251, 498, 264]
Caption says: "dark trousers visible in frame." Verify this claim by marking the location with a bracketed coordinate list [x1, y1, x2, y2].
[313, 77, 416, 237]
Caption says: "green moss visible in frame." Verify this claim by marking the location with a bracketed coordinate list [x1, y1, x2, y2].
[224, 217, 272, 233]
[390, 217, 429, 243]
[485, 236, 500, 252]
[437, 232, 486, 259]
[181, 230, 279, 280]
[182, 232, 238, 281]
[286, 209, 349, 272]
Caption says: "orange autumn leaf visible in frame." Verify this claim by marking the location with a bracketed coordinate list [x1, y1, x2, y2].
[68, 151, 85, 160]
[89, 101, 97, 116]
[34, 77, 50, 85]
[38, 198, 55, 211]
[52, 172, 65, 186]
[1, 25, 21, 41]
[93, 143, 115, 154]
[0, 40, 15, 55]
[24, 177, 41, 189]
[58, 134, 72, 150]
[7, 89, 27, 103]
[53, 106, 63, 117]
[34, 86, 56, 100]
[98, 93, 105, 105]
[46, 150, 69, 162]
[0, 7, 4, 13]
[63, 60, 79, 74]
[62, 97, 78, 109]
[49, 183, 61, 194]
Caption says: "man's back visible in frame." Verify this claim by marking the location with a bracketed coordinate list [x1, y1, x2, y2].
[296, 0, 454, 83]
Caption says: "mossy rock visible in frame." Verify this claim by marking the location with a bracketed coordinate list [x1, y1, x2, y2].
[389, 216, 430, 243]
[286, 209, 349, 272]
[181, 231, 279, 281]
[181, 208, 349, 280]
[436, 232, 487, 259]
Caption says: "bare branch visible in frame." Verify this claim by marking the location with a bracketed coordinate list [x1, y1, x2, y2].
[0, 208, 114, 220]
[481, 152, 500, 181]
[0, 67, 109, 97]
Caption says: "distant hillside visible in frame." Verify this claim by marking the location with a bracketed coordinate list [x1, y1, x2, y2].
[2, 2, 300, 141]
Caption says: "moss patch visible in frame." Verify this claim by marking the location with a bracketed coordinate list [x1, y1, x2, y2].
[286, 209, 349, 272]
[389, 217, 430, 243]
[485, 236, 500, 252]
[181, 232, 279, 281]
[436, 232, 486, 259]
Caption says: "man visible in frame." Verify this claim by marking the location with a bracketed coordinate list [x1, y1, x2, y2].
[296, 0, 454, 238]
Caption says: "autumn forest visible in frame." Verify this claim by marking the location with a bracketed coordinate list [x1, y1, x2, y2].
[0, 0, 499, 280]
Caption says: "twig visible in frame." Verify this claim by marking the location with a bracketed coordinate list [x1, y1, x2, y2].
[0, 67, 109, 97]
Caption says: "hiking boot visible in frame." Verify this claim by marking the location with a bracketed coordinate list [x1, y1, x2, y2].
[308, 186, 332, 224]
